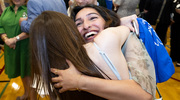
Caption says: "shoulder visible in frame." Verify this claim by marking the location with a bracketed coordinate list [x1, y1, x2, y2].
[102, 26, 130, 38]
[27, 0, 43, 12]
[94, 26, 130, 48]
[1, 6, 11, 14]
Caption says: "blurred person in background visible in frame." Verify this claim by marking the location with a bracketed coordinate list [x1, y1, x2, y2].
[0, 0, 6, 45]
[113, 0, 140, 17]
[143, 0, 173, 45]
[170, 0, 180, 66]
[0, 0, 34, 100]
[19, 0, 67, 33]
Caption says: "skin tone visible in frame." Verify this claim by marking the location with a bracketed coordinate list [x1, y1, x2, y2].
[13, 0, 25, 11]
[51, 8, 153, 100]
[75, 8, 138, 43]
[120, 14, 138, 32]
[112, 0, 120, 11]
[68, 0, 73, 6]
[75, 8, 130, 80]
[19, 16, 28, 26]
[75, 0, 97, 6]
[0, 0, 5, 11]
[71, 0, 138, 32]
[73, 0, 139, 32]
[75, 8, 106, 43]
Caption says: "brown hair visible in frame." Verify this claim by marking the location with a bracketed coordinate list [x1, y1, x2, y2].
[70, 4, 120, 28]
[29, 11, 106, 100]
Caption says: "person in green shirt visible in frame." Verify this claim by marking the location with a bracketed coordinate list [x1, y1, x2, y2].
[0, 0, 34, 100]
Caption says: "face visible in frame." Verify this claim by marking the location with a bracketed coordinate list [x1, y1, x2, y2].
[12, 0, 25, 6]
[75, 0, 96, 6]
[75, 8, 106, 43]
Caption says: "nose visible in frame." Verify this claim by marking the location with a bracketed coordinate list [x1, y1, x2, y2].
[83, 20, 91, 30]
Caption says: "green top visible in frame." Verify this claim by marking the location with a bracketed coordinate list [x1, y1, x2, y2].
[0, 5, 30, 78]
[0, 5, 27, 36]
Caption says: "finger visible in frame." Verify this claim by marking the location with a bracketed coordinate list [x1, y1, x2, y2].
[9, 45, 13, 49]
[129, 26, 135, 32]
[132, 14, 138, 18]
[52, 76, 61, 83]
[13, 45, 16, 50]
[59, 87, 66, 93]
[54, 82, 62, 88]
[66, 59, 82, 75]
[66, 59, 76, 70]
[65, 59, 72, 66]
[51, 68, 59, 75]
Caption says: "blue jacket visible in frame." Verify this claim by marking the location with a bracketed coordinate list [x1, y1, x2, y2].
[137, 18, 175, 83]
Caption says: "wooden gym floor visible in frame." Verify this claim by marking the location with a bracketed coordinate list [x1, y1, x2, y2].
[0, 28, 180, 100]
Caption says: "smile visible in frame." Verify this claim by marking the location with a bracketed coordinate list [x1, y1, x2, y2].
[85, 31, 98, 39]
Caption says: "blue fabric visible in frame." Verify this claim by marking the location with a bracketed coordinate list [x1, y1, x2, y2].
[105, 0, 113, 10]
[21, 0, 67, 33]
[137, 18, 175, 83]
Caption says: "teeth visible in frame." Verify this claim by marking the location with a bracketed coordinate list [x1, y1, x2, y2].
[85, 32, 97, 38]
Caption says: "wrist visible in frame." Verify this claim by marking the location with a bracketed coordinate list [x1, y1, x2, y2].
[77, 74, 83, 91]
[15, 36, 20, 41]
[2, 35, 8, 42]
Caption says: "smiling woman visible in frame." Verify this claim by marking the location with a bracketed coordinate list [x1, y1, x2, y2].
[51, 5, 156, 100]
[74, 8, 106, 42]
[29, 5, 156, 100]
[71, 5, 120, 43]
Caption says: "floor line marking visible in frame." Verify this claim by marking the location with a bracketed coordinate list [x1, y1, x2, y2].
[0, 82, 9, 98]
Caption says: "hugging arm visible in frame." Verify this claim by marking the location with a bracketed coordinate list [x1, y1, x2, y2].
[120, 14, 139, 32]
[51, 60, 152, 100]
[51, 26, 153, 100]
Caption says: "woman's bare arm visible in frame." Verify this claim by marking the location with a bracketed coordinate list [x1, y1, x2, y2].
[51, 26, 153, 100]
[51, 59, 152, 100]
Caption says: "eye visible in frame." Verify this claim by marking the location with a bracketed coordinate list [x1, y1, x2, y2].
[76, 21, 83, 27]
[90, 17, 97, 20]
